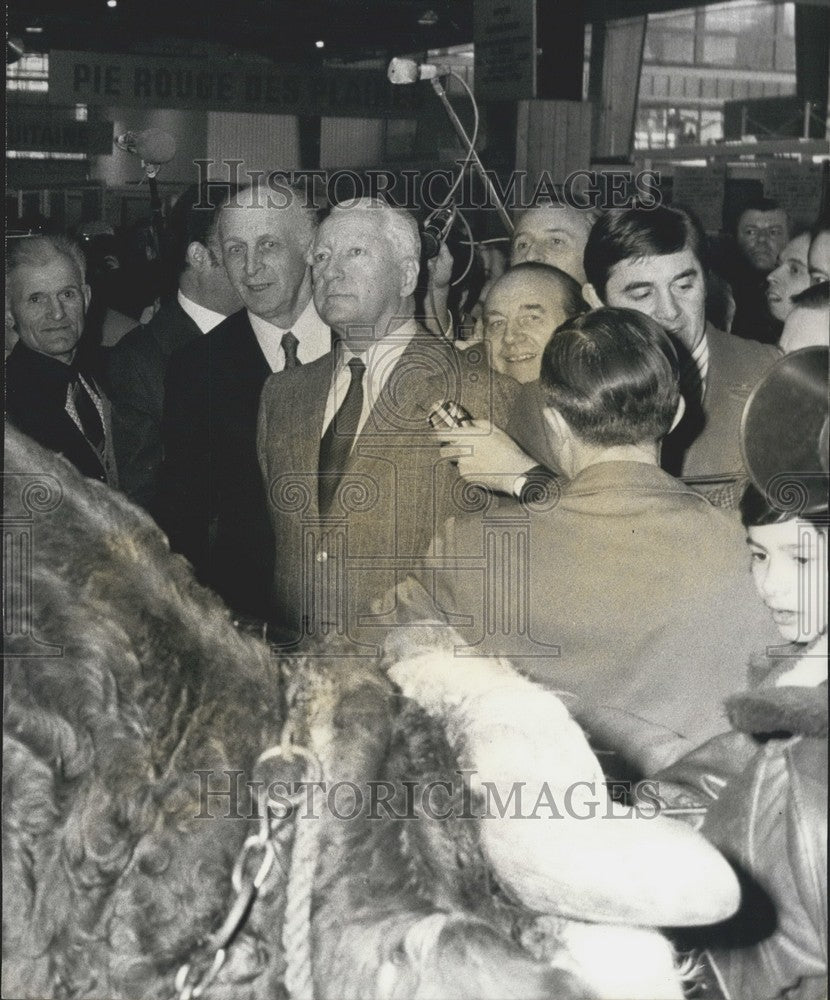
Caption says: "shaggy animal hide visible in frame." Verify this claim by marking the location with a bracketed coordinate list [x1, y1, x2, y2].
[3, 424, 592, 1000]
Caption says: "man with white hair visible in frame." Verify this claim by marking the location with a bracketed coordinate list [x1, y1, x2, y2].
[257, 198, 519, 644]
[5, 234, 118, 485]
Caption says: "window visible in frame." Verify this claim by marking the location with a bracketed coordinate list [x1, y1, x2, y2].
[6, 52, 48, 92]
[702, 35, 737, 65]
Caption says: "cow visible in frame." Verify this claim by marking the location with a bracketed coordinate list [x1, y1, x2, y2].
[3, 424, 738, 1000]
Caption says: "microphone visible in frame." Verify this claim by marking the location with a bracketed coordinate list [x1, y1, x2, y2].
[421, 207, 455, 261]
[388, 57, 446, 85]
[115, 129, 176, 165]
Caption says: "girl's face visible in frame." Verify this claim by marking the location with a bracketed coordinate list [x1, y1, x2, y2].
[748, 520, 827, 644]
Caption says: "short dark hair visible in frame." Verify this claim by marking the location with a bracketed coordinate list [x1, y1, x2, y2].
[736, 197, 787, 226]
[505, 261, 588, 318]
[583, 205, 706, 300]
[168, 182, 239, 274]
[791, 281, 830, 311]
[539, 306, 680, 447]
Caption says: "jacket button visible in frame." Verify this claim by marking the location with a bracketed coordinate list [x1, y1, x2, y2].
[316, 551, 328, 563]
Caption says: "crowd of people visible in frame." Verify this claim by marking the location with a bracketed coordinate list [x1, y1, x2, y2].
[4, 173, 829, 999]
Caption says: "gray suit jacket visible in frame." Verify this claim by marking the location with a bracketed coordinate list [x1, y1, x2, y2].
[257, 327, 520, 647]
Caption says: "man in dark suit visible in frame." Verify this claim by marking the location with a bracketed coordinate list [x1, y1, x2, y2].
[159, 181, 330, 620]
[390, 308, 779, 777]
[257, 199, 519, 647]
[6, 234, 118, 487]
[106, 184, 242, 513]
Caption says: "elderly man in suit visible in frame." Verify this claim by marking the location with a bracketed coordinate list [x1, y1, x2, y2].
[159, 180, 330, 620]
[6, 234, 118, 486]
[106, 183, 242, 513]
[257, 198, 519, 646]
[390, 307, 780, 777]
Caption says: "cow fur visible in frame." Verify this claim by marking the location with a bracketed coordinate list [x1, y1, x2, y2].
[3, 425, 594, 1000]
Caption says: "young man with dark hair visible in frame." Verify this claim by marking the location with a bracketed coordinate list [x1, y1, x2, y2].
[582, 205, 779, 479]
[391, 307, 778, 776]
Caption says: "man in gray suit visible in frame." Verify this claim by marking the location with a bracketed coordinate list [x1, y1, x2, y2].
[257, 199, 519, 646]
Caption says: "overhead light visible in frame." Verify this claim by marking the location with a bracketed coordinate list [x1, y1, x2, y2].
[315, 40, 325, 49]
[418, 9, 439, 27]
[25, 26, 44, 33]
[107, 0, 117, 7]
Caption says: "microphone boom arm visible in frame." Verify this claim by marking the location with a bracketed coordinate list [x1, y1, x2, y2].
[429, 76, 514, 235]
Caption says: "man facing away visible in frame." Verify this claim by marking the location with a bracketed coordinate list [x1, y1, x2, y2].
[6, 234, 118, 487]
[389, 307, 779, 777]
[106, 183, 242, 513]
[158, 180, 330, 621]
[257, 198, 519, 646]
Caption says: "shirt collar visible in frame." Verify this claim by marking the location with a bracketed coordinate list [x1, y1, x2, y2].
[177, 289, 227, 334]
[335, 317, 419, 370]
[248, 297, 331, 370]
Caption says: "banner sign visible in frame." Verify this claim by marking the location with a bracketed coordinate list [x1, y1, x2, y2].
[49, 50, 427, 118]
[8, 107, 113, 155]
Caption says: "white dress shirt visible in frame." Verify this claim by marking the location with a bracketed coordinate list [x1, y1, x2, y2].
[177, 289, 227, 334]
[321, 318, 419, 443]
[249, 298, 330, 373]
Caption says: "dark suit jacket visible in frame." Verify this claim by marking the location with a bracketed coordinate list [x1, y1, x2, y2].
[510, 325, 780, 482]
[392, 460, 782, 776]
[158, 308, 275, 619]
[5, 342, 118, 486]
[257, 326, 520, 646]
[105, 298, 202, 511]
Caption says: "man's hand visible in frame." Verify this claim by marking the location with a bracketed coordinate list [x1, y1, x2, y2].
[426, 241, 454, 290]
[435, 419, 536, 494]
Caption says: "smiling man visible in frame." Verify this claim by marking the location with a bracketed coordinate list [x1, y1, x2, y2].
[5, 234, 118, 485]
[257, 198, 518, 643]
[583, 206, 780, 479]
[158, 180, 329, 620]
[482, 263, 586, 385]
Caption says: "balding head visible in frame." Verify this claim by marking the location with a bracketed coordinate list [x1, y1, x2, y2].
[483, 262, 587, 383]
[217, 180, 318, 325]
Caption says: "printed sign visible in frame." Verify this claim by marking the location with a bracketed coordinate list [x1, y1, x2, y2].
[49, 50, 426, 118]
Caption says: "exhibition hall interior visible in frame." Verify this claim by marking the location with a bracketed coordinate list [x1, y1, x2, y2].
[4, 2, 829, 999]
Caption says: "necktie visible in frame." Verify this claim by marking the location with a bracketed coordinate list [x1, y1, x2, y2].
[281, 330, 301, 368]
[67, 376, 105, 452]
[318, 357, 366, 515]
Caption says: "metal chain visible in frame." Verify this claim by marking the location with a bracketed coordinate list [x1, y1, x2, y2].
[174, 728, 322, 1000]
